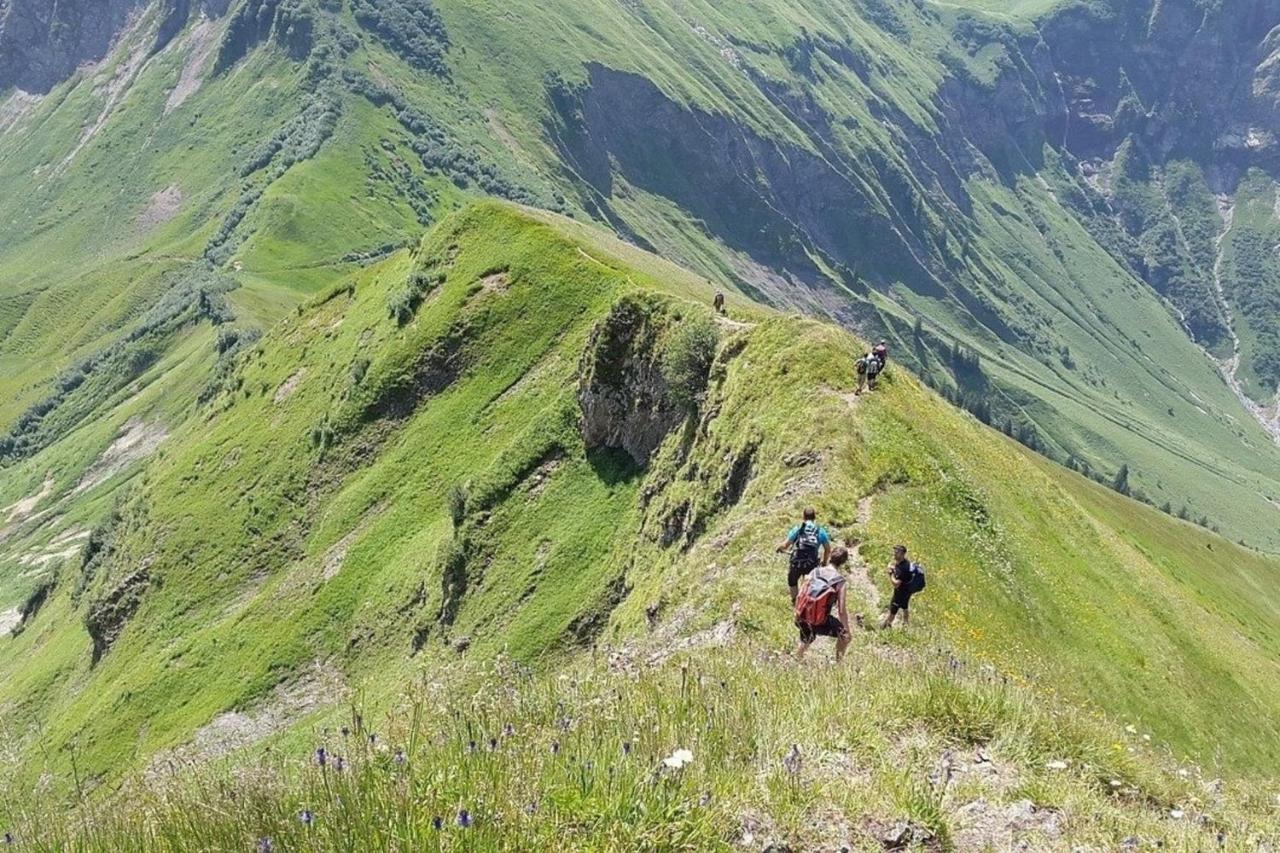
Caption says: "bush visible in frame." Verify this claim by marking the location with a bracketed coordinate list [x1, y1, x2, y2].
[662, 316, 719, 413]
[447, 484, 468, 527]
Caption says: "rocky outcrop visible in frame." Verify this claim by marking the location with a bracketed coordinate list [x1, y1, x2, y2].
[85, 565, 150, 663]
[578, 294, 683, 467]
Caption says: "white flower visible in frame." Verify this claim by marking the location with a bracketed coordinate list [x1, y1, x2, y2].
[663, 748, 694, 769]
[1045, 760, 1069, 771]
[1169, 809, 1185, 820]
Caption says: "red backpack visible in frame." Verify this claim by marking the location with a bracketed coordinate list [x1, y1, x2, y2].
[794, 566, 844, 627]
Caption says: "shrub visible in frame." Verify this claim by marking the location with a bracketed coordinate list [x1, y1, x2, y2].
[663, 316, 719, 413]
[447, 484, 468, 527]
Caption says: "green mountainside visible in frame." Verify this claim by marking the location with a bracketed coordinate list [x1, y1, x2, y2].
[2, 0, 1280, 846]
[1, 0, 1280, 549]
[3, 203, 1280, 848]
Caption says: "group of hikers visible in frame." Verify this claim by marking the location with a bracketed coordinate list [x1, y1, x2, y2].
[776, 509, 925, 660]
[855, 340, 889, 394]
[710, 292, 914, 659]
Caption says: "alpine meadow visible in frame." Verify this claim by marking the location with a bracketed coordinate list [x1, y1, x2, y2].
[2, 0, 1280, 850]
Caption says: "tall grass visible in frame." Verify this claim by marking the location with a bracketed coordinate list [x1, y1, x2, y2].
[4, 635, 1274, 850]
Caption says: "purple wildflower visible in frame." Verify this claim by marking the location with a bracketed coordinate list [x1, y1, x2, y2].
[368, 733, 377, 745]
[524, 800, 538, 815]
[467, 740, 477, 754]
[503, 723, 515, 738]
[457, 809, 473, 828]
[394, 748, 407, 765]
[314, 747, 327, 767]
[256, 838, 274, 853]
[299, 809, 314, 826]
[340, 726, 351, 738]
[2, 831, 13, 845]
[488, 737, 498, 751]
[431, 817, 443, 831]
[334, 756, 346, 772]
[551, 740, 561, 755]
[622, 741, 632, 756]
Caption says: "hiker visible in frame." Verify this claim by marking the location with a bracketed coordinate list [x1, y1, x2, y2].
[795, 546, 853, 661]
[855, 351, 882, 394]
[776, 507, 831, 602]
[713, 291, 726, 315]
[873, 340, 889, 370]
[880, 544, 924, 629]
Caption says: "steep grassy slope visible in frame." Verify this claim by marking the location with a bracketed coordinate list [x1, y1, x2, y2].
[2, 0, 1280, 553]
[3, 203, 1279, 831]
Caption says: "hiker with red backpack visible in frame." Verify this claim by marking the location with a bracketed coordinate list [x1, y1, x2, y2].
[880, 544, 925, 629]
[775, 508, 831, 602]
[794, 546, 853, 661]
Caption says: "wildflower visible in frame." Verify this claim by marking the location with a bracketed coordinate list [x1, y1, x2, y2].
[2, 832, 13, 845]
[431, 816, 443, 831]
[394, 748, 407, 765]
[663, 748, 694, 769]
[1170, 809, 1185, 820]
[551, 740, 561, 755]
[340, 726, 350, 738]
[314, 747, 327, 767]
[503, 723, 515, 737]
[299, 809, 314, 826]
[783, 744, 802, 776]
[334, 756, 346, 772]
[488, 737, 498, 751]
[457, 809, 473, 828]
[524, 800, 539, 815]
[622, 741, 632, 756]
[256, 838, 274, 853]
[700, 791, 713, 807]
[368, 733, 377, 745]
[467, 740, 477, 754]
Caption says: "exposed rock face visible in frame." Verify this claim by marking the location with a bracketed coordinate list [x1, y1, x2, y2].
[1039, 0, 1280, 169]
[578, 294, 683, 467]
[0, 0, 232, 94]
[0, 0, 147, 93]
[85, 565, 151, 663]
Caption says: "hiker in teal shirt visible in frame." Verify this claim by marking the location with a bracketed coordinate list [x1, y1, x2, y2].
[775, 507, 832, 602]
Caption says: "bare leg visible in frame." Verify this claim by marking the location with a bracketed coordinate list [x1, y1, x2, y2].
[900, 610, 909, 627]
[835, 633, 850, 661]
[796, 640, 811, 661]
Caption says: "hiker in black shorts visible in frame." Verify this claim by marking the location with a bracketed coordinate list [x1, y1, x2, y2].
[795, 547, 853, 661]
[775, 508, 831, 602]
[880, 544, 920, 629]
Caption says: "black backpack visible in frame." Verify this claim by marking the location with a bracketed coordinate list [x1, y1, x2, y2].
[908, 562, 926, 593]
[790, 521, 821, 571]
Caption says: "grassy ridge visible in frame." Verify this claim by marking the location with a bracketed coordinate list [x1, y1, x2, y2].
[2, 205, 1278, 822]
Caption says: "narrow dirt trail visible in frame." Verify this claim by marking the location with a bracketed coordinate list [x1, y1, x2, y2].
[846, 495, 881, 614]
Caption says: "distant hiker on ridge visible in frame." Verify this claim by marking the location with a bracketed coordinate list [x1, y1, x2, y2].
[713, 291, 726, 315]
[794, 546, 853, 661]
[873, 340, 889, 370]
[855, 350, 882, 395]
[880, 544, 925, 629]
[776, 507, 831, 603]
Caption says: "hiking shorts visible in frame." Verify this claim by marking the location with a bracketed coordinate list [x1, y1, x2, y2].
[788, 559, 819, 588]
[798, 616, 845, 644]
[890, 586, 914, 614]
